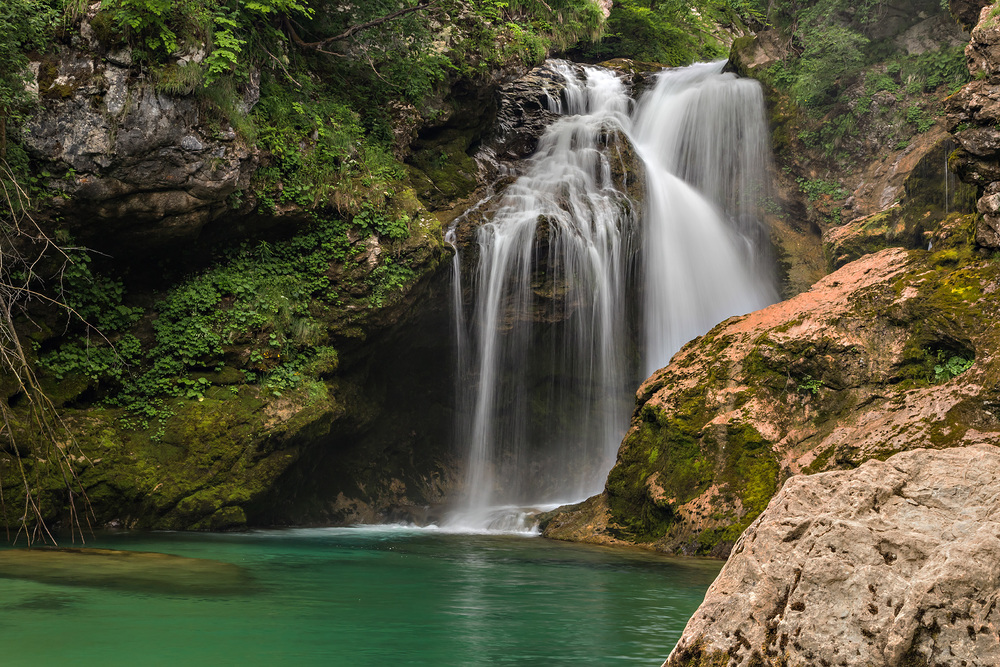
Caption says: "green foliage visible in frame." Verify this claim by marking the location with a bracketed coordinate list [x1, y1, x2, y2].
[58, 249, 144, 332]
[40, 212, 417, 423]
[576, 0, 755, 65]
[100, 0, 181, 56]
[934, 354, 973, 382]
[252, 76, 405, 210]
[0, 0, 59, 156]
[905, 103, 935, 133]
[467, 0, 606, 61]
[368, 256, 415, 308]
[791, 24, 868, 106]
[796, 177, 848, 201]
[764, 1, 968, 111]
[796, 374, 823, 395]
[354, 203, 410, 240]
[99, 0, 313, 72]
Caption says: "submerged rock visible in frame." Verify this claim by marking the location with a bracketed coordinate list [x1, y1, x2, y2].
[0, 547, 251, 595]
[664, 445, 1000, 667]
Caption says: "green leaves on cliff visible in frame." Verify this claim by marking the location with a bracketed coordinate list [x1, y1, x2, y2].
[576, 0, 760, 66]
[40, 204, 417, 422]
[98, 0, 313, 79]
[0, 0, 58, 155]
[762, 0, 970, 109]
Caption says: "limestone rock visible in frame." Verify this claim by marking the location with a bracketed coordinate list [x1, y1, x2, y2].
[665, 445, 1000, 667]
[894, 14, 969, 55]
[965, 3, 1000, 79]
[726, 30, 789, 79]
[948, 1, 1000, 248]
[976, 183, 1000, 246]
[22, 47, 258, 254]
[543, 246, 1000, 555]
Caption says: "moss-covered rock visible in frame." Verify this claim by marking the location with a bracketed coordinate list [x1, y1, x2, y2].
[545, 245, 1000, 556]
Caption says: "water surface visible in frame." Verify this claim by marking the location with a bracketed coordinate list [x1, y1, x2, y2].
[0, 528, 720, 665]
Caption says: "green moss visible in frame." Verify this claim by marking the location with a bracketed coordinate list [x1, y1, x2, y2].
[802, 445, 836, 474]
[88, 10, 126, 48]
[606, 401, 711, 542]
[407, 132, 480, 208]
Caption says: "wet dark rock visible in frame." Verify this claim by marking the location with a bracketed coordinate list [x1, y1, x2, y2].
[951, 0, 993, 31]
[475, 61, 570, 182]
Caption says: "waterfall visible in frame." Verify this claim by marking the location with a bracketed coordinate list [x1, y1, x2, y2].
[632, 62, 776, 376]
[449, 61, 776, 529]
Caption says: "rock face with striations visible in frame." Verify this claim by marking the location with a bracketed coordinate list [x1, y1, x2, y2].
[665, 445, 1000, 667]
[22, 35, 259, 256]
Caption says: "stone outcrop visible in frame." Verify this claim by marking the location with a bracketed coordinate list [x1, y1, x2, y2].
[946, 1, 1000, 248]
[474, 61, 568, 180]
[23, 38, 258, 255]
[665, 445, 1000, 667]
[543, 244, 1000, 555]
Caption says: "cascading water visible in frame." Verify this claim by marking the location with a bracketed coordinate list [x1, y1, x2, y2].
[449, 60, 777, 530]
[632, 62, 776, 376]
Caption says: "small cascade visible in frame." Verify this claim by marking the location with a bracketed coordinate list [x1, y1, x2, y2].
[449, 60, 777, 530]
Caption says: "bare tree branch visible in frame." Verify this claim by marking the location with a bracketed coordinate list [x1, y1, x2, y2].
[285, 1, 436, 51]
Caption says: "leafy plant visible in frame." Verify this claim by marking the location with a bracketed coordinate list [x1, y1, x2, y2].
[0, 0, 58, 155]
[797, 177, 848, 201]
[934, 354, 973, 383]
[796, 374, 823, 395]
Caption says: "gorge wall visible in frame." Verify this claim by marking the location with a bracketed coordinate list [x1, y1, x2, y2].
[0, 1, 590, 532]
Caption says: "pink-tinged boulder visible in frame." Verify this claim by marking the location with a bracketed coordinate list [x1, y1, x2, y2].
[664, 444, 1000, 667]
[543, 244, 1000, 556]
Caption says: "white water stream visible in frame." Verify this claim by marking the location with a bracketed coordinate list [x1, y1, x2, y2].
[448, 61, 777, 529]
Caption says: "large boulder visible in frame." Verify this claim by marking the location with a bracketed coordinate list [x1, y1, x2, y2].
[22, 42, 258, 256]
[665, 444, 1000, 667]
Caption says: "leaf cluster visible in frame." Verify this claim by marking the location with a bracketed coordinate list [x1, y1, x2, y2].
[574, 0, 761, 65]
[0, 0, 60, 154]
[40, 206, 413, 423]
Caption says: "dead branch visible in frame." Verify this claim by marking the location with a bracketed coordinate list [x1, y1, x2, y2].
[0, 158, 95, 545]
[285, 1, 436, 51]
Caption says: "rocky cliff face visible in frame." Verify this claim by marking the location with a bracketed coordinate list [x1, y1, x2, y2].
[23, 42, 257, 257]
[4, 5, 573, 532]
[665, 445, 1000, 667]
[543, 241, 1000, 555]
[947, 2, 1000, 249]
